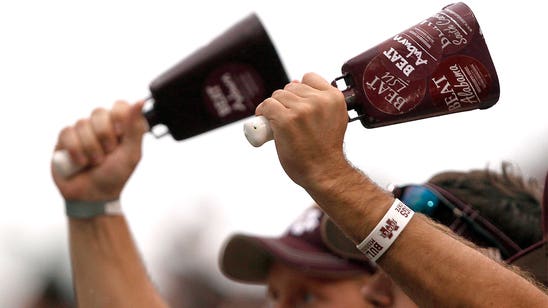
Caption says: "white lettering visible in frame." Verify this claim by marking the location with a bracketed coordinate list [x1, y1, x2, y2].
[366, 73, 408, 111]
[221, 73, 246, 111]
[392, 35, 429, 66]
[205, 85, 231, 117]
[431, 75, 461, 110]
[449, 65, 478, 104]
[383, 47, 415, 77]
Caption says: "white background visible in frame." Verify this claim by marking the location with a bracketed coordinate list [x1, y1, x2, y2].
[1, 0, 546, 306]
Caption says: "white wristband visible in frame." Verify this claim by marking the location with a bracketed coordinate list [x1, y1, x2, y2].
[356, 199, 414, 262]
[65, 199, 123, 219]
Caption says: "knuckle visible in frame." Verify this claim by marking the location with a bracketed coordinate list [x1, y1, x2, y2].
[307, 92, 326, 106]
[75, 118, 89, 129]
[111, 100, 130, 117]
[262, 97, 276, 107]
[57, 127, 74, 148]
[91, 107, 107, 117]
[272, 89, 285, 99]
[59, 126, 72, 136]
[283, 82, 296, 90]
[296, 103, 314, 118]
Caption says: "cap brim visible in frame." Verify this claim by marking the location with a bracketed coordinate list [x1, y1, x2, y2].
[219, 233, 373, 284]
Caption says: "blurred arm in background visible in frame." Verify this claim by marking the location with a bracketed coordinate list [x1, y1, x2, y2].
[51, 100, 167, 307]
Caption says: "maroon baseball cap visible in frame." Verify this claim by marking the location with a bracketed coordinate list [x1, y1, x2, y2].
[219, 206, 376, 284]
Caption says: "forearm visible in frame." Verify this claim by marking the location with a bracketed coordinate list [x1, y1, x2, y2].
[69, 216, 168, 308]
[303, 162, 393, 241]
[305, 164, 547, 307]
[383, 215, 547, 307]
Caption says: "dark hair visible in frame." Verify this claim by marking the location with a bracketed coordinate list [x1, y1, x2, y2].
[427, 162, 542, 249]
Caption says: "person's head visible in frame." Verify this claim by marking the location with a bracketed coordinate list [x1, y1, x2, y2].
[424, 163, 546, 287]
[324, 163, 546, 287]
[219, 206, 417, 307]
[426, 162, 543, 250]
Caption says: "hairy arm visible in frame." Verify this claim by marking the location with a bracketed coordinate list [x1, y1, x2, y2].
[308, 167, 546, 307]
[52, 101, 168, 307]
[258, 72, 548, 307]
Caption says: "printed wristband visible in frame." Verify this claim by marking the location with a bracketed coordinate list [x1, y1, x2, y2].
[356, 199, 414, 262]
[65, 199, 122, 219]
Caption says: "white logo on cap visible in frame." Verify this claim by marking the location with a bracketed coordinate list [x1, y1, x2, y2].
[289, 208, 321, 236]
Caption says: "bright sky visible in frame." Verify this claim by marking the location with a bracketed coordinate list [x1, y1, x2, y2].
[1, 0, 547, 305]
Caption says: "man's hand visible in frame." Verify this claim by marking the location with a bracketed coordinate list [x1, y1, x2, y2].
[256, 72, 350, 189]
[51, 100, 148, 201]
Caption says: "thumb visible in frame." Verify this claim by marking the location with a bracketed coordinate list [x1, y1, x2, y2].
[119, 101, 147, 154]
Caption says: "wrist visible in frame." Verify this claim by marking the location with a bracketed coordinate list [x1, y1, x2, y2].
[304, 163, 395, 241]
[300, 154, 354, 192]
[66, 199, 123, 219]
[356, 198, 415, 262]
